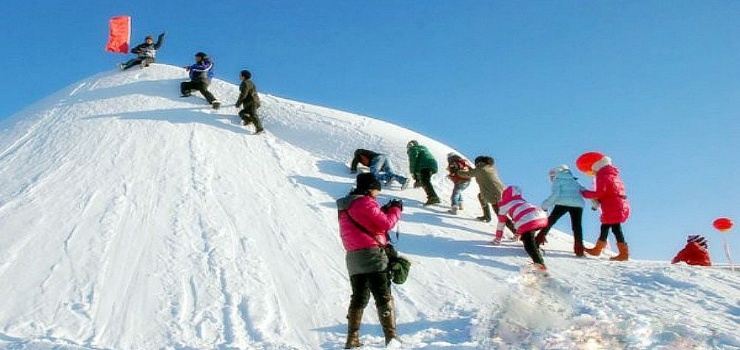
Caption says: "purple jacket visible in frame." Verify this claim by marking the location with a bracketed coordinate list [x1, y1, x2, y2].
[188, 59, 214, 82]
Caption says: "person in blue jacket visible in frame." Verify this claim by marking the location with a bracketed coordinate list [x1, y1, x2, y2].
[536, 165, 590, 256]
[119, 32, 165, 71]
[180, 52, 221, 109]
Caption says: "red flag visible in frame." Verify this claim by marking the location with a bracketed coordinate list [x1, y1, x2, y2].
[105, 16, 131, 54]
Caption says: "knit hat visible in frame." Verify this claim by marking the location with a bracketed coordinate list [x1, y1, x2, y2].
[407, 140, 419, 149]
[355, 173, 382, 193]
[687, 234, 708, 249]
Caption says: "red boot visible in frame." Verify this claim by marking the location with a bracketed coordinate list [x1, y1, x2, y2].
[584, 240, 607, 257]
[610, 242, 629, 261]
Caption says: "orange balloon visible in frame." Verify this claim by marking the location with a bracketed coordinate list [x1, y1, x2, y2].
[576, 152, 604, 175]
[713, 218, 734, 232]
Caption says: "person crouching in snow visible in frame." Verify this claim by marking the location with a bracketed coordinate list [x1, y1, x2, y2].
[498, 186, 549, 269]
[536, 165, 588, 257]
[671, 234, 712, 266]
[581, 155, 631, 261]
[445, 152, 472, 214]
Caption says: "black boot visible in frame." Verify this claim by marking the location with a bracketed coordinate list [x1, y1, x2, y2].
[344, 308, 363, 349]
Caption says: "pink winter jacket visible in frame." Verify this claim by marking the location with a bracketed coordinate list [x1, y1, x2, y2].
[499, 186, 548, 234]
[582, 164, 630, 224]
[337, 195, 401, 251]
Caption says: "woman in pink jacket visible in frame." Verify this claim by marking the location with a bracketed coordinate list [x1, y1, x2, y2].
[581, 155, 631, 261]
[336, 173, 403, 348]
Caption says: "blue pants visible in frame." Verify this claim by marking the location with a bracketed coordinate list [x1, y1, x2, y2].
[370, 155, 407, 185]
[450, 181, 470, 207]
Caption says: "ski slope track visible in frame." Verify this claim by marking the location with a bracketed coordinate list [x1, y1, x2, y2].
[0, 65, 737, 349]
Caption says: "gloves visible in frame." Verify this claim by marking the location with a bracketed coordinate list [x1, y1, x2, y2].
[382, 199, 403, 212]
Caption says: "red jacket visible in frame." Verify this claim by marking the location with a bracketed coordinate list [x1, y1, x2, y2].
[337, 195, 401, 251]
[671, 242, 712, 266]
[582, 164, 630, 224]
[447, 156, 473, 184]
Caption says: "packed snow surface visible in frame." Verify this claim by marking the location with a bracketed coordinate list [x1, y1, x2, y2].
[0, 65, 737, 349]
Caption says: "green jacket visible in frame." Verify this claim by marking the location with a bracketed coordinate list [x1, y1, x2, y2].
[407, 145, 438, 179]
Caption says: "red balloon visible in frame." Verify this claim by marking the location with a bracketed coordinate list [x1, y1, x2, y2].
[713, 218, 734, 232]
[576, 152, 604, 174]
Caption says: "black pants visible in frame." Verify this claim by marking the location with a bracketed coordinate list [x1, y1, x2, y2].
[599, 224, 625, 243]
[521, 230, 544, 265]
[180, 80, 217, 104]
[122, 57, 154, 70]
[238, 104, 263, 131]
[349, 271, 393, 310]
[419, 168, 439, 200]
[539, 205, 583, 244]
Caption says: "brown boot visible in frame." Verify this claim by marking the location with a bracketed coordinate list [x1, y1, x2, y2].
[377, 301, 399, 346]
[574, 242, 585, 257]
[584, 240, 607, 257]
[610, 242, 629, 261]
[344, 308, 363, 349]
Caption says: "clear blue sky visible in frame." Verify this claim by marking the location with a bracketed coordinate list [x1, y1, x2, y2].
[2, 1, 739, 262]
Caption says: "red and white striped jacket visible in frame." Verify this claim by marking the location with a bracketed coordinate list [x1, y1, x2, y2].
[499, 186, 548, 234]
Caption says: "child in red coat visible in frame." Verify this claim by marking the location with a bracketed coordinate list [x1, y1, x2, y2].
[580, 155, 631, 261]
[671, 234, 712, 266]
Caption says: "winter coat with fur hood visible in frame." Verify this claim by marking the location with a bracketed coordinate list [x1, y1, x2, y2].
[581, 157, 630, 224]
[541, 169, 586, 211]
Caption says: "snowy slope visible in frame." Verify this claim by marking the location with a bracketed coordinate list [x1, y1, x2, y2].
[0, 65, 737, 350]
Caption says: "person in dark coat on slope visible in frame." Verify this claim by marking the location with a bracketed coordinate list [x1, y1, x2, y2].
[235, 70, 264, 133]
[180, 52, 221, 109]
[119, 32, 165, 71]
[337, 173, 403, 348]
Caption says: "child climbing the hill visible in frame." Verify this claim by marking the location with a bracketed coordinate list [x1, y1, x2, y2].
[445, 152, 472, 215]
[671, 234, 712, 266]
[498, 186, 549, 269]
[579, 153, 631, 261]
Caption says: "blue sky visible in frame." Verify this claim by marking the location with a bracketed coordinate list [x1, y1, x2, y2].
[2, 1, 739, 262]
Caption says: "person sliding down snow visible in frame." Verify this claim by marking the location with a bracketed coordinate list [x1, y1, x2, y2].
[119, 32, 165, 71]
[671, 234, 711, 266]
[498, 186, 549, 270]
[180, 52, 221, 109]
[350, 149, 409, 189]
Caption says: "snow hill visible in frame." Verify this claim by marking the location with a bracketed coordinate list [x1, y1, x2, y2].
[0, 64, 738, 350]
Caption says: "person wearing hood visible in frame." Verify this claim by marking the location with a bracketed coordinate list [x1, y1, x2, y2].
[671, 234, 712, 266]
[180, 52, 221, 109]
[581, 155, 631, 261]
[536, 165, 589, 256]
[119, 32, 165, 71]
[498, 186, 549, 270]
[445, 152, 473, 215]
[406, 140, 440, 206]
[336, 173, 403, 348]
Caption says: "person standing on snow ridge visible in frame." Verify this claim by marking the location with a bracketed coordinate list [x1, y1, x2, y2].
[350, 149, 409, 189]
[336, 173, 403, 348]
[671, 234, 712, 266]
[498, 186, 549, 269]
[445, 152, 473, 215]
[456, 156, 517, 242]
[235, 70, 264, 133]
[581, 154, 631, 261]
[119, 32, 165, 71]
[406, 140, 440, 206]
[536, 165, 589, 257]
[181, 52, 221, 109]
